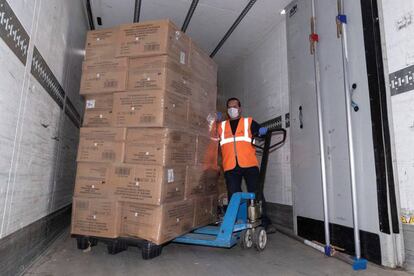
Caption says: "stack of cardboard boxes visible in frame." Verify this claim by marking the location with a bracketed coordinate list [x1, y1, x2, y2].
[71, 20, 219, 245]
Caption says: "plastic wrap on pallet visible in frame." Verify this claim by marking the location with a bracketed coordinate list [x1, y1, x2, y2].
[188, 82, 217, 135]
[113, 90, 189, 128]
[120, 199, 194, 245]
[192, 195, 218, 228]
[109, 164, 186, 205]
[127, 55, 192, 96]
[125, 128, 196, 166]
[189, 39, 218, 84]
[185, 165, 219, 199]
[74, 18, 219, 245]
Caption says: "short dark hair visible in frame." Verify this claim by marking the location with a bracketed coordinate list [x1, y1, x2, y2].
[226, 97, 241, 108]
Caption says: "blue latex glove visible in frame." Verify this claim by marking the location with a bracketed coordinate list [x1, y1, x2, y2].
[259, 127, 268, 136]
[216, 111, 223, 122]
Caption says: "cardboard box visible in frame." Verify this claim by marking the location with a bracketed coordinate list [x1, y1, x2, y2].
[109, 164, 186, 205]
[80, 58, 128, 95]
[116, 20, 190, 67]
[83, 94, 114, 127]
[85, 27, 119, 60]
[127, 55, 192, 96]
[193, 195, 218, 228]
[189, 40, 218, 84]
[85, 94, 114, 111]
[120, 199, 194, 245]
[125, 128, 196, 166]
[71, 197, 121, 238]
[195, 135, 218, 166]
[73, 162, 112, 198]
[185, 165, 219, 198]
[80, 127, 127, 141]
[113, 90, 189, 128]
[83, 110, 113, 127]
[77, 127, 126, 163]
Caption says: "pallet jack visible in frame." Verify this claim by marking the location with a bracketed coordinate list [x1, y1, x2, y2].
[174, 127, 286, 251]
[73, 127, 286, 259]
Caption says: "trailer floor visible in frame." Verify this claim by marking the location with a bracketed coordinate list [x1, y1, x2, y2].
[24, 229, 409, 276]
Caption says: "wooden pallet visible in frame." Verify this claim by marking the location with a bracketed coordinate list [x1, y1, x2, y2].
[72, 234, 163, 259]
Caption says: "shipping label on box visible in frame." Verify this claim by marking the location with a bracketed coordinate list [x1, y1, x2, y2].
[110, 164, 186, 205]
[85, 94, 114, 111]
[128, 55, 192, 96]
[120, 199, 194, 245]
[80, 58, 128, 94]
[74, 163, 112, 198]
[113, 90, 188, 128]
[85, 27, 119, 61]
[71, 197, 121, 238]
[116, 20, 190, 67]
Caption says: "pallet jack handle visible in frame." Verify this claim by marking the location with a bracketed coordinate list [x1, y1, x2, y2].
[251, 128, 287, 201]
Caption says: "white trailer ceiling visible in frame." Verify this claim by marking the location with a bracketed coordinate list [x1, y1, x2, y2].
[88, 0, 290, 69]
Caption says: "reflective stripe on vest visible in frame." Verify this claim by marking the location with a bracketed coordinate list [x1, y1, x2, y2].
[220, 118, 252, 146]
[219, 117, 258, 171]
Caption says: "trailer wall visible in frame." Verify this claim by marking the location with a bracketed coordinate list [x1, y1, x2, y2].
[0, 0, 87, 274]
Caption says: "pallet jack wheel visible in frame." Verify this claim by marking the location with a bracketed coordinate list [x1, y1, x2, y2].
[76, 237, 90, 250]
[239, 229, 253, 249]
[253, 227, 267, 251]
[141, 241, 163, 260]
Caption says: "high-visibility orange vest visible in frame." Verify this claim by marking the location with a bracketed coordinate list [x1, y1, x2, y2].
[218, 117, 258, 171]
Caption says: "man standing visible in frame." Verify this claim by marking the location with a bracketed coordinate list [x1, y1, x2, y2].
[217, 97, 273, 230]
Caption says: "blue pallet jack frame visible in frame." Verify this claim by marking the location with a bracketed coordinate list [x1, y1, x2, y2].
[174, 191, 255, 248]
[174, 127, 287, 250]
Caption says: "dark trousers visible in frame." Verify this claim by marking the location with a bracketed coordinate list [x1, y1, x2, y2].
[224, 165, 271, 227]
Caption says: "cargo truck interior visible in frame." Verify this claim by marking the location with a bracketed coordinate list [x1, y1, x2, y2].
[0, 0, 413, 275]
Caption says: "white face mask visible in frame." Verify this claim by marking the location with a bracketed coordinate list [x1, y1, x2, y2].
[227, 107, 239, 119]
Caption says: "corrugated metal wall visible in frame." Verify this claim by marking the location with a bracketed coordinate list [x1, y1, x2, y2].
[0, 0, 87, 238]
[380, 0, 414, 271]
